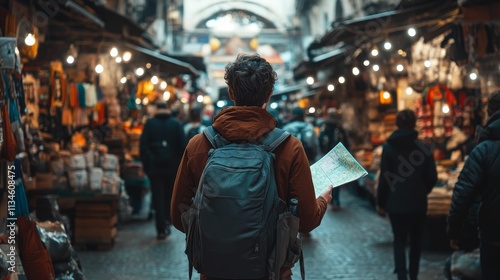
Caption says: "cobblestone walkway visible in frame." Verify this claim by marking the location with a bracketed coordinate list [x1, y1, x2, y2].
[77, 188, 451, 280]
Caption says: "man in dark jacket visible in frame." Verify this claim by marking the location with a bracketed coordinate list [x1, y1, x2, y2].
[448, 91, 500, 279]
[377, 109, 438, 280]
[140, 100, 185, 239]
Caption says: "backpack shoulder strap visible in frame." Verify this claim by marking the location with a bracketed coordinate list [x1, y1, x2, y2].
[261, 128, 291, 152]
[203, 126, 230, 149]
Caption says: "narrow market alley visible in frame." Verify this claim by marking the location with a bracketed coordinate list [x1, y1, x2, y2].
[77, 188, 450, 280]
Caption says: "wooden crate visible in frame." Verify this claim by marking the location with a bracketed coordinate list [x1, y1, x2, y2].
[75, 214, 118, 228]
[73, 196, 119, 249]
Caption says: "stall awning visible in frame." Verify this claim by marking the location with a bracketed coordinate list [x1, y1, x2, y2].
[124, 43, 200, 77]
[272, 84, 304, 96]
[307, 0, 459, 60]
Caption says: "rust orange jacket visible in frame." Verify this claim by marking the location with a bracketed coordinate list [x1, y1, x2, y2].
[170, 106, 328, 279]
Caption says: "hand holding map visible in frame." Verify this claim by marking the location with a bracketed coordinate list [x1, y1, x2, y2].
[310, 143, 368, 196]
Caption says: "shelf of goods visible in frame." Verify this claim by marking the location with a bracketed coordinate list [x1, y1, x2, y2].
[427, 161, 463, 216]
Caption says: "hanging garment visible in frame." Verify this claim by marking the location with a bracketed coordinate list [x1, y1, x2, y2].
[0, 104, 16, 161]
[17, 216, 56, 280]
[13, 73, 26, 115]
[83, 83, 97, 107]
[69, 83, 79, 108]
[50, 61, 66, 109]
[3, 72, 25, 154]
[77, 83, 86, 108]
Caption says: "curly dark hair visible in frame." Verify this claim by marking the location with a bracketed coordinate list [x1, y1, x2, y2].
[224, 53, 277, 106]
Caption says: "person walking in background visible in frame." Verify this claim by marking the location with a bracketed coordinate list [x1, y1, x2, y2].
[283, 107, 319, 164]
[319, 108, 350, 211]
[140, 100, 185, 240]
[184, 106, 206, 142]
[447, 91, 500, 279]
[171, 53, 332, 280]
[376, 109, 437, 280]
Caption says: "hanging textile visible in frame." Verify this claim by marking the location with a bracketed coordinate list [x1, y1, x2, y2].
[3, 72, 24, 153]
[17, 216, 56, 280]
[13, 73, 27, 115]
[12, 158, 30, 217]
[49, 61, 66, 109]
[77, 83, 86, 108]
[0, 104, 16, 161]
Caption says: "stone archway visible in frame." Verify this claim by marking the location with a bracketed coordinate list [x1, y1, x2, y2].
[183, 0, 291, 33]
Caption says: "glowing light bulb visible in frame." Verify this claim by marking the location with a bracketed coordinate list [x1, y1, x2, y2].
[383, 91, 391, 100]
[197, 95, 204, 103]
[160, 81, 167, 90]
[120, 77, 127, 84]
[163, 91, 170, 100]
[352, 67, 360, 76]
[469, 73, 478, 80]
[24, 33, 35, 46]
[306, 77, 314, 85]
[396, 64, 404, 72]
[338, 76, 345, 84]
[363, 60, 370, 66]
[135, 68, 144, 76]
[442, 104, 450, 114]
[406, 87, 413, 95]
[151, 75, 159, 85]
[408, 28, 417, 37]
[110, 47, 118, 57]
[122, 51, 132, 62]
[327, 84, 334, 92]
[384, 42, 392, 50]
[270, 102, 278, 109]
[373, 64, 380, 71]
[424, 60, 431, 68]
[95, 64, 104, 74]
[371, 49, 379, 56]
[66, 55, 75, 64]
[308, 107, 316, 114]
[115, 57, 122, 63]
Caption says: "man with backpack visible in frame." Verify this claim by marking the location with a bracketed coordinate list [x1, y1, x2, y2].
[171, 53, 332, 280]
[140, 100, 185, 240]
[282, 107, 319, 164]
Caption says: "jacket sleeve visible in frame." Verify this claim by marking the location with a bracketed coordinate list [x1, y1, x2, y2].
[287, 144, 328, 233]
[447, 147, 485, 239]
[170, 147, 197, 233]
[139, 120, 152, 174]
[425, 153, 438, 194]
[376, 145, 390, 210]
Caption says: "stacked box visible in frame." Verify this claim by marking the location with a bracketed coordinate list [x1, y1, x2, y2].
[74, 197, 118, 247]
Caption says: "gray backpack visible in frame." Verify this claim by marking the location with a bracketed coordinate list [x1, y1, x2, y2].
[181, 126, 305, 280]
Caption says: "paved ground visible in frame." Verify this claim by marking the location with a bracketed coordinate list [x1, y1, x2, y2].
[77, 188, 451, 280]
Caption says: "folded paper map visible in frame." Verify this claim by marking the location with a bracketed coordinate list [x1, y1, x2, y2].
[311, 142, 368, 196]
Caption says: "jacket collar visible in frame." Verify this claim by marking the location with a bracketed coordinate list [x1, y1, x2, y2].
[212, 106, 277, 142]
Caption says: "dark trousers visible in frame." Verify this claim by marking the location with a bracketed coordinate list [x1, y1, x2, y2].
[389, 213, 426, 280]
[149, 171, 175, 234]
[481, 241, 500, 279]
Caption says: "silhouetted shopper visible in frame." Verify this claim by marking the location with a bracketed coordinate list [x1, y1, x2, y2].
[140, 100, 185, 239]
[377, 109, 437, 280]
[319, 108, 350, 211]
[448, 91, 500, 279]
